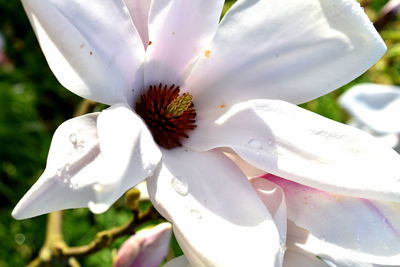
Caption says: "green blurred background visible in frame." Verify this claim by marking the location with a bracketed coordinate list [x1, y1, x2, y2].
[0, 0, 395, 266]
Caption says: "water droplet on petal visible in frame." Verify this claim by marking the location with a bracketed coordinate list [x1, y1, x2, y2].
[248, 138, 263, 150]
[355, 234, 361, 242]
[76, 140, 85, 152]
[65, 164, 71, 171]
[267, 139, 273, 145]
[56, 168, 63, 177]
[190, 209, 202, 219]
[94, 183, 104, 193]
[69, 134, 77, 143]
[171, 176, 189, 196]
[279, 244, 287, 254]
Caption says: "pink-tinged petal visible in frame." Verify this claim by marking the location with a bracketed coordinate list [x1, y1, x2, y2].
[250, 177, 287, 246]
[93, 103, 161, 213]
[224, 150, 265, 177]
[147, 149, 282, 267]
[145, 0, 224, 85]
[21, 0, 145, 105]
[186, 99, 400, 202]
[262, 174, 400, 265]
[163, 256, 190, 267]
[185, 0, 385, 113]
[114, 223, 172, 267]
[339, 83, 400, 134]
[283, 249, 329, 267]
[124, 0, 151, 47]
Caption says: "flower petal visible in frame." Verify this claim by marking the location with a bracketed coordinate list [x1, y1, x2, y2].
[185, 0, 385, 112]
[22, 0, 145, 105]
[13, 114, 105, 219]
[114, 222, 172, 267]
[263, 174, 400, 265]
[94, 103, 162, 213]
[12, 104, 162, 219]
[145, 0, 224, 85]
[186, 99, 400, 202]
[250, 177, 287, 246]
[124, 0, 152, 47]
[339, 83, 400, 134]
[147, 149, 282, 267]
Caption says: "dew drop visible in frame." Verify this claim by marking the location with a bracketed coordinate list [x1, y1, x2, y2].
[56, 168, 63, 177]
[190, 209, 202, 219]
[14, 233, 25, 245]
[248, 138, 263, 150]
[69, 134, 77, 143]
[279, 244, 287, 254]
[267, 139, 273, 145]
[76, 140, 85, 152]
[94, 183, 104, 193]
[146, 167, 154, 176]
[65, 164, 71, 172]
[171, 176, 189, 196]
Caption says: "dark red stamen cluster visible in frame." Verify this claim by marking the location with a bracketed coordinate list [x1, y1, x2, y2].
[135, 84, 197, 149]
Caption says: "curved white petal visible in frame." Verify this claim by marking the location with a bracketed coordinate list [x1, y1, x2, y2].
[145, 0, 224, 85]
[163, 256, 191, 267]
[124, 0, 152, 47]
[13, 114, 105, 219]
[185, 0, 385, 113]
[284, 249, 329, 267]
[186, 99, 400, 202]
[94, 103, 162, 213]
[339, 83, 400, 134]
[12, 104, 162, 219]
[22, 0, 145, 105]
[263, 175, 400, 265]
[250, 177, 287, 246]
[147, 149, 282, 267]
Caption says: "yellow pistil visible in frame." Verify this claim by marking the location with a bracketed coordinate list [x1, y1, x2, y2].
[165, 93, 193, 117]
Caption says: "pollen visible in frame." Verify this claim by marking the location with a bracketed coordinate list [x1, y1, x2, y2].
[203, 50, 211, 58]
[135, 84, 197, 149]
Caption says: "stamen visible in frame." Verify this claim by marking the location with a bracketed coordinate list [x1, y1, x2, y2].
[135, 84, 197, 149]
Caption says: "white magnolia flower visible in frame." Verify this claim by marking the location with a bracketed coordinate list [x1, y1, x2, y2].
[114, 222, 172, 267]
[339, 83, 400, 151]
[12, 0, 400, 265]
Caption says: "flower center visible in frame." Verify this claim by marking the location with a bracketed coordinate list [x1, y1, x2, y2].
[135, 84, 197, 149]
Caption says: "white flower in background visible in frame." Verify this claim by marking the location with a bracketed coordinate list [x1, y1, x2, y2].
[11, 0, 400, 265]
[114, 222, 172, 267]
[339, 83, 400, 152]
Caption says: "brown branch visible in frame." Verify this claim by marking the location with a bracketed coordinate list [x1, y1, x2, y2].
[59, 208, 159, 258]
